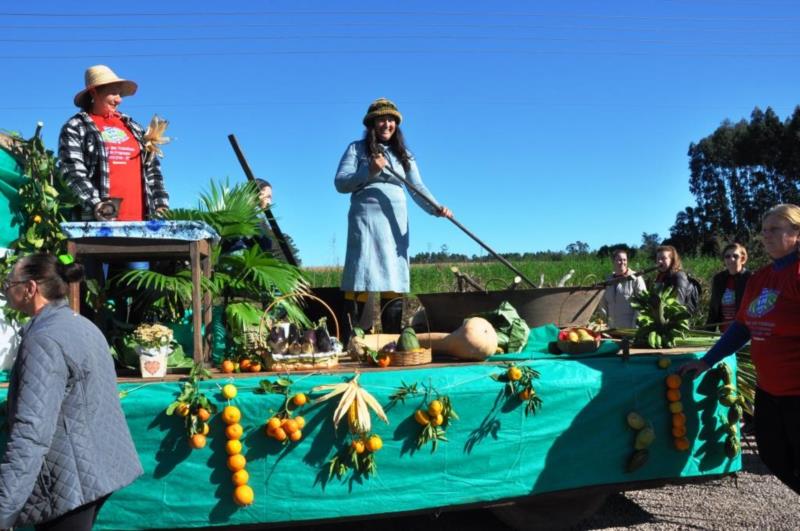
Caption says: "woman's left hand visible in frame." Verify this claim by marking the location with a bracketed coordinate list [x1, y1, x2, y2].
[437, 206, 453, 219]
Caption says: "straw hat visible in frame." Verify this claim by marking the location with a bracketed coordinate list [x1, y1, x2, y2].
[362, 97, 403, 126]
[73, 65, 138, 107]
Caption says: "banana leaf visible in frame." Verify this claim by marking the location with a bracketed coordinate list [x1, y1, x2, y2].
[471, 301, 529, 353]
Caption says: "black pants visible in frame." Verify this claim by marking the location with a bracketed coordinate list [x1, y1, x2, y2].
[35, 494, 110, 531]
[754, 388, 800, 494]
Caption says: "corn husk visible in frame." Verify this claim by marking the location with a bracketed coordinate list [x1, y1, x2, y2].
[143, 114, 171, 162]
[312, 372, 388, 433]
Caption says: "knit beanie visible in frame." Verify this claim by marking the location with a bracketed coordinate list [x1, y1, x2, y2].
[362, 98, 403, 126]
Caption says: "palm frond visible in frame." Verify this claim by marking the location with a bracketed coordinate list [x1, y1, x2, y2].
[225, 301, 264, 335]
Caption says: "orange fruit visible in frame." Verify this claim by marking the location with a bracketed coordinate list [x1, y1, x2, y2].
[266, 417, 282, 431]
[231, 469, 249, 486]
[377, 355, 391, 368]
[222, 384, 237, 400]
[249, 362, 261, 372]
[283, 419, 299, 434]
[351, 439, 366, 454]
[272, 427, 287, 442]
[292, 393, 308, 407]
[414, 410, 430, 425]
[221, 360, 235, 373]
[226, 440, 243, 455]
[197, 407, 211, 422]
[233, 485, 254, 507]
[674, 437, 691, 451]
[666, 389, 681, 402]
[672, 412, 687, 428]
[289, 430, 302, 442]
[431, 414, 444, 427]
[200, 423, 210, 435]
[225, 423, 244, 440]
[176, 403, 190, 417]
[32, 215, 42, 224]
[294, 416, 306, 429]
[518, 389, 532, 401]
[222, 405, 242, 425]
[239, 359, 252, 371]
[365, 435, 383, 452]
[427, 400, 443, 416]
[668, 401, 684, 414]
[672, 425, 687, 438]
[507, 366, 522, 381]
[665, 374, 682, 389]
[227, 453, 247, 472]
[189, 433, 207, 449]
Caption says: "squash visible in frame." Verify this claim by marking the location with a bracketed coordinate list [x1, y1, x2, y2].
[359, 317, 498, 361]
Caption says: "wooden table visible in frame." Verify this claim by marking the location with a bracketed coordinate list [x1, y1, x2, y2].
[66, 236, 213, 363]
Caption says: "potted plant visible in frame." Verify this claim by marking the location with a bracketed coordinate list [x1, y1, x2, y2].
[129, 323, 173, 378]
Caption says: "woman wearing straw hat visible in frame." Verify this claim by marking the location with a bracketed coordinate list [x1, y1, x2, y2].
[335, 98, 452, 333]
[58, 65, 169, 221]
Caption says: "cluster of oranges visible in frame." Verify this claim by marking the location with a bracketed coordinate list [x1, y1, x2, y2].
[665, 374, 690, 451]
[264, 393, 307, 443]
[413, 399, 445, 427]
[186, 405, 212, 450]
[220, 358, 262, 374]
[350, 434, 383, 455]
[220, 384, 254, 507]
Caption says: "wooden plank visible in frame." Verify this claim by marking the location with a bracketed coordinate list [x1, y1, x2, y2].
[189, 240, 204, 365]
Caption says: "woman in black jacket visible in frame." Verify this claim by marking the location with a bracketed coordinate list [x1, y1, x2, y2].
[706, 243, 751, 332]
[654, 245, 696, 312]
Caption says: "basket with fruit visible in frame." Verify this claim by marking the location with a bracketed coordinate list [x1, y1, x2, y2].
[556, 327, 601, 355]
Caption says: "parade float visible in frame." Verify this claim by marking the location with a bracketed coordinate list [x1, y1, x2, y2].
[0, 129, 742, 530]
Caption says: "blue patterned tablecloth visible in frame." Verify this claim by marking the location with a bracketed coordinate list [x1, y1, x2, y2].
[60, 220, 220, 244]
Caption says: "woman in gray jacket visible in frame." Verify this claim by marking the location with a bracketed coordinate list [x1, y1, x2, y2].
[600, 249, 647, 328]
[0, 254, 142, 530]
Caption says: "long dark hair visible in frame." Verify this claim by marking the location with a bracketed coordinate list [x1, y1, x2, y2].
[364, 124, 411, 172]
[14, 254, 85, 300]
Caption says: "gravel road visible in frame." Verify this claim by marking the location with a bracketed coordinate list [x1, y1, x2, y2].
[268, 433, 798, 531]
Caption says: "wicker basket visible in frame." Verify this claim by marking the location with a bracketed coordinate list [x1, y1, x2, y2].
[556, 339, 600, 355]
[376, 296, 432, 366]
[257, 292, 341, 372]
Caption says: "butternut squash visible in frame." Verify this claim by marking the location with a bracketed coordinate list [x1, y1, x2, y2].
[359, 317, 498, 361]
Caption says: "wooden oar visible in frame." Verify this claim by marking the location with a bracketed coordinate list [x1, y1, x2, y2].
[227, 134, 299, 267]
[379, 162, 537, 288]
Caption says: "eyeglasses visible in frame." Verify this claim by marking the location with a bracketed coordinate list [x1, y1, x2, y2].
[2, 279, 26, 291]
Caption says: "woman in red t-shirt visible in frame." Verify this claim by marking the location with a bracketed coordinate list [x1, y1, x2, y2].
[681, 204, 800, 494]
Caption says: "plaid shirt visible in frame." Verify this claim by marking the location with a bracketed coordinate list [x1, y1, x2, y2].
[58, 111, 169, 219]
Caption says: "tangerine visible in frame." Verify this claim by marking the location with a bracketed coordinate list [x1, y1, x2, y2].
[233, 485, 254, 506]
[292, 393, 308, 407]
[221, 360, 235, 374]
[227, 453, 247, 472]
[674, 437, 691, 451]
[189, 433, 207, 449]
[414, 409, 430, 425]
[289, 430, 302, 442]
[176, 403, 190, 417]
[222, 384, 238, 400]
[197, 407, 211, 421]
[294, 416, 306, 429]
[351, 439, 366, 454]
[249, 362, 261, 372]
[239, 359, 252, 371]
[366, 435, 383, 452]
[226, 440, 243, 455]
[668, 401, 684, 414]
[665, 374, 682, 389]
[222, 405, 242, 425]
[272, 427, 287, 442]
[427, 400, 443, 416]
[225, 423, 244, 440]
[672, 412, 687, 428]
[666, 389, 681, 402]
[377, 355, 391, 368]
[201, 423, 210, 435]
[507, 366, 522, 381]
[431, 414, 444, 427]
[672, 425, 687, 438]
[266, 417, 281, 431]
[519, 389, 532, 401]
[231, 469, 249, 486]
[283, 419, 299, 434]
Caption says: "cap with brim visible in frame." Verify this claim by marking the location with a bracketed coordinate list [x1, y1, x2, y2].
[73, 65, 138, 107]
[362, 97, 403, 126]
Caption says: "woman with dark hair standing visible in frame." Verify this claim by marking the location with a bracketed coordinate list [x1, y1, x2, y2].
[654, 245, 697, 313]
[0, 255, 142, 530]
[335, 98, 452, 332]
[706, 243, 752, 332]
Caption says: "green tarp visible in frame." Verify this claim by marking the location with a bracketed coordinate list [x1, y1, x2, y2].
[0, 348, 740, 530]
[0, 147, 24, 248]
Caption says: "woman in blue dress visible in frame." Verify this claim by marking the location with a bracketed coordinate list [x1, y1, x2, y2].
[335, 98, 452, 332]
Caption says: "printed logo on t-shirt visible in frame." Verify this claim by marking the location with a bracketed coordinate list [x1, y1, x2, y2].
[746, 288, 779, 318]
[721, 288, 735, 306]
[99, 126, 129, 144]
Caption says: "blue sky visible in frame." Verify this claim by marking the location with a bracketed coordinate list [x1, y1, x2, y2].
[1, 1, 798, 266]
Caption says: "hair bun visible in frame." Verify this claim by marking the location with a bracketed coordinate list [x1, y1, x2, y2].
[57, 261, 86, 284]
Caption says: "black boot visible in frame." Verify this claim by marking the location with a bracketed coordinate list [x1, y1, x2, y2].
[380, 298, 404, 334]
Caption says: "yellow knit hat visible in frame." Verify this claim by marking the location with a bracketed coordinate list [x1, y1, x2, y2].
[362, 98, 403, 126]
